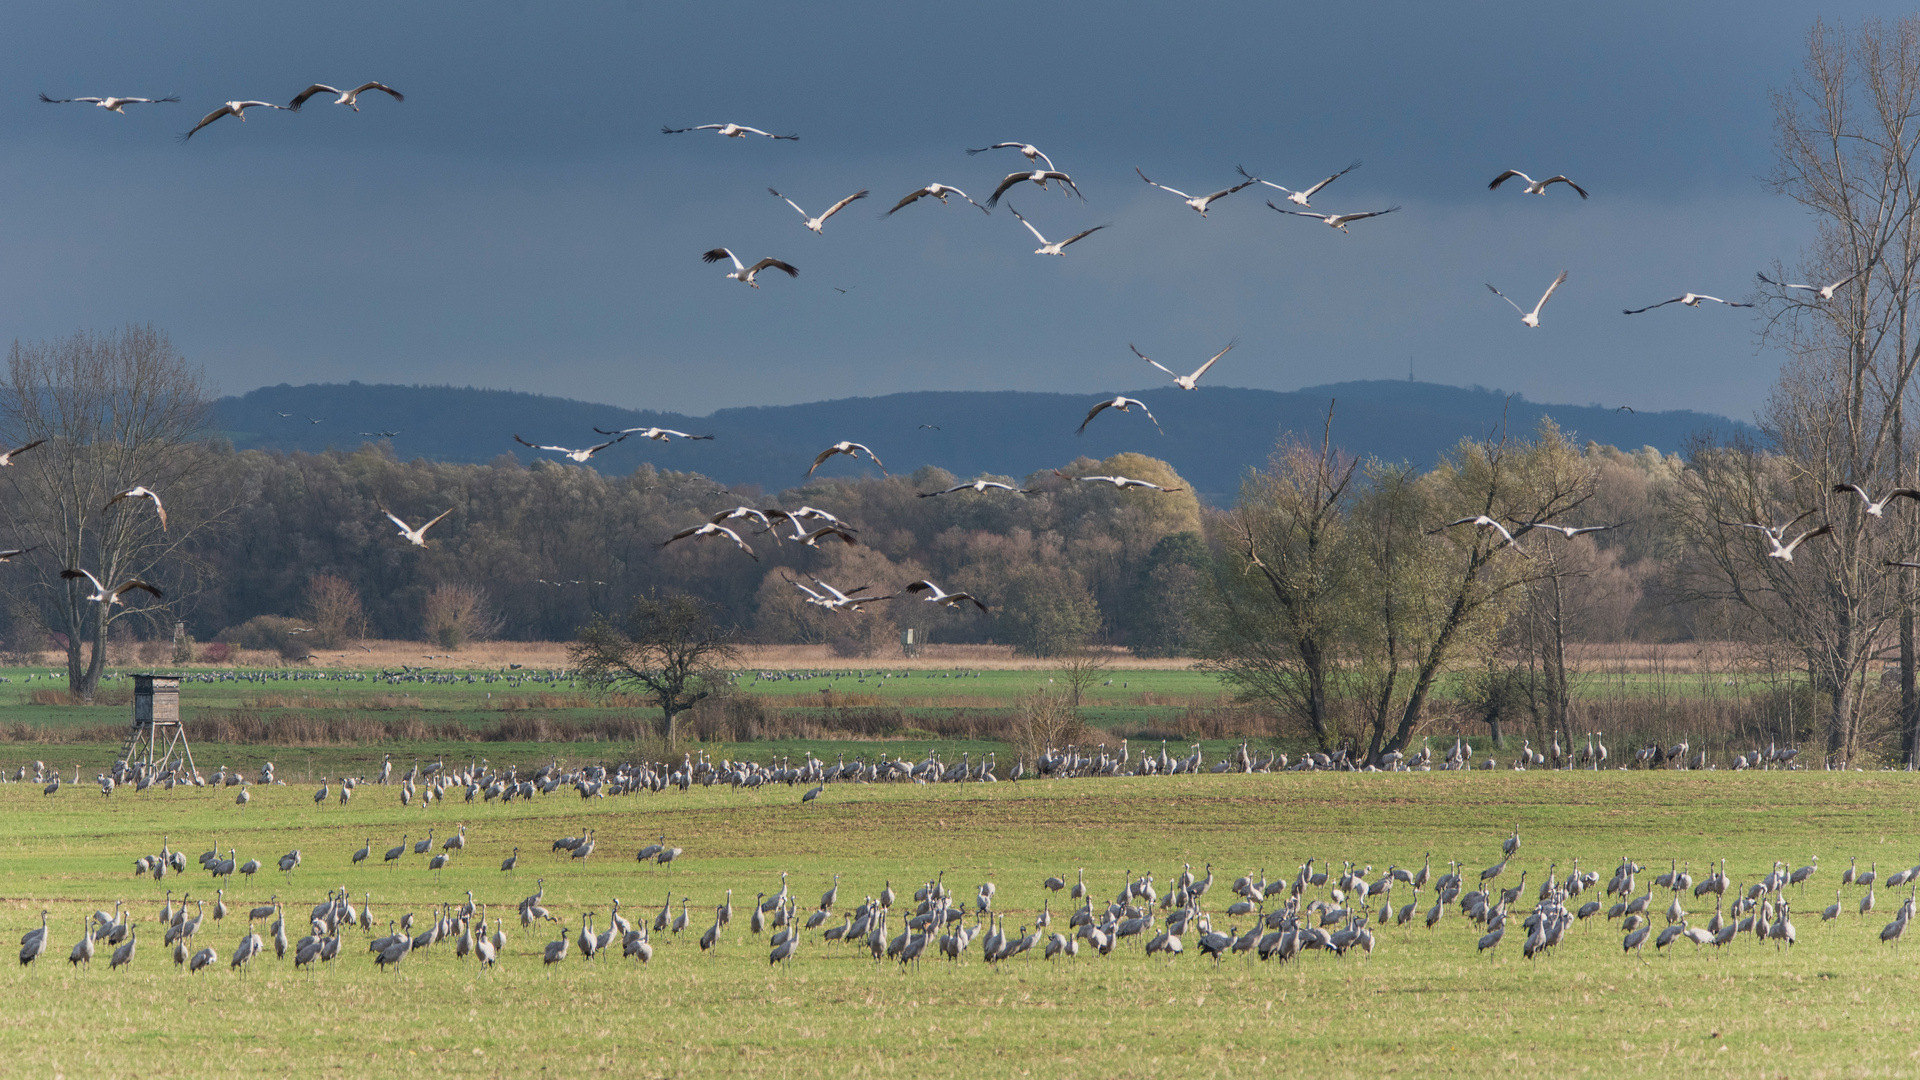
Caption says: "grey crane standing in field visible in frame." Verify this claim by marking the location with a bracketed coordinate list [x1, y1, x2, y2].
[68, 917, 93, 968]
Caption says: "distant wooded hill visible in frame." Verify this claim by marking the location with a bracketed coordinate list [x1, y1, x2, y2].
[214, 381, 1751, 497]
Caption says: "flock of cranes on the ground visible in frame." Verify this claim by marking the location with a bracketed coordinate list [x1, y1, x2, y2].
[22, 827, 1910, 974]
[34, 720, 1815, 806]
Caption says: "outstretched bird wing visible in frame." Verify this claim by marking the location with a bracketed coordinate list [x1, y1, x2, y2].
[988, 173, 1027, 207]
[806, 447, 841, 476]
[1006, 205, 1048, 244]
[818, 189, 869, 220]
[1130, 344, 1180, 379]
[1623, 297, 1683, 315]
[1541, 175, 1589, 199]
[288, 84, 340, 110]
[349, 81, 404, 103]
[1329, 207, 1400, 227]
[1299, 160, 1362, 200]
[1488, 169, 1530, 191]
[1134, 168, 1190, 201]
[1189, 340, 1235, 382]
[1532, 271, 1570, 315]
[744, 258, 799, 279]
[1057, 224, 1108, 249]
[1123, 398, 1165, 435]
[60, 568, 106, 593]
[700, 248, 745, 271]
[1077, 399, 1116, 435]
[181, 105, 237, 140]
[887, 188, 929, 214]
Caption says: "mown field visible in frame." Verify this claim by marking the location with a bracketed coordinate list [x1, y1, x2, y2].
[0, 768, 1917, 1077]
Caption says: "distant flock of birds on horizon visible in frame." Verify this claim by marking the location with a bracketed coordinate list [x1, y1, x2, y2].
[20, 825, 1915, 975]
[19, 720, 1823, 804]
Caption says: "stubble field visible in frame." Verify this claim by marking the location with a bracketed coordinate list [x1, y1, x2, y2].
[0, 767, 1916, 1077]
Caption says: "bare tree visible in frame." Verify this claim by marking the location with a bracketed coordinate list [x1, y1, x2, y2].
[1201, 410, 1358, 750]
[1055, 646, 1113, 711]
[569, 592, 739, 743]
[1683, 18, 1920, 763]
[0, 326, 221, 698]
[1376, 422, 1597, 759]
[304, 574, 366, 649]
[421, 583, 500, 650]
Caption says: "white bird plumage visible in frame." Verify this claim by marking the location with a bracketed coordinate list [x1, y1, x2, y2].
[1758, 271, 1858, 300]
[180, 101, 288, 141]
[1436, 515, 1527, 553]
[1077, 396, 1162, 436]
[1487, 271, 1569, 328]
[660, 522, 758, 561]
[1236, 161, 1359, 207]
[1267, 200, 1401, 232]
[1488, 170, 1589, 198]
[1005, 204, 1108, 257]
[769, 187, 869, 234]
[918, 479, 1029, 498]
[60, 568, 163, 605]
[701, 248, 799, 288]
[1623, 293, 1753, 315]
[1135, 167, 1257, 216]
[807, 441, 886, 476]
[904, 580, 988, 612]
[287, 82, 403, 111]
[1834, 483, 1920, 517]
[661, 123, 796, 140]
[1054, 470, 1183, 492]
[40, 93, 179, 113]
[887, 184, 989, 215]
[1132, 341, 1233, 391]
[592, 426, 713, 441]
[379, 505, 455, 547]
[967, 142, 1057, 171]
[104, 486, 167, 530]
[987, 170, 1083, 206]
[514, 434, 624, 463]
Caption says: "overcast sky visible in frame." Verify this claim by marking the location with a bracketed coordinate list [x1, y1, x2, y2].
[0, 2, 1905, 420]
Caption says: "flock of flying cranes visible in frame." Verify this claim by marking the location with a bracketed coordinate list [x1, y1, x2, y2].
[33, 86, 1885, 599]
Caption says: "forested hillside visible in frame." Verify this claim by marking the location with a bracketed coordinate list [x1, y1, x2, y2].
[215, 380, 1745, 498]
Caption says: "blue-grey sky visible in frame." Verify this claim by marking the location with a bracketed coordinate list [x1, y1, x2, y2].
[0, 2, 1904, 420]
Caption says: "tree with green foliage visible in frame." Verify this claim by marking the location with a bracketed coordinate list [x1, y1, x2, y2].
[1127, 532, 1210, 658]
[569, 592, 738, 742]
[994, 564, 1100, 658]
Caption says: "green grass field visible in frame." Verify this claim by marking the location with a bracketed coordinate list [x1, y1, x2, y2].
[1, 769, 1917, 1077]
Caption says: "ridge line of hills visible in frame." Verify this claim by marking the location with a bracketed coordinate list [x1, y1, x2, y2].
[214, 381, 1752, 497]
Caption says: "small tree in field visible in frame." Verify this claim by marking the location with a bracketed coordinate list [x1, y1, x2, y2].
[422, 583, 497, 650]
[569, 592, 738, 742]
[305, 574, 366, 649]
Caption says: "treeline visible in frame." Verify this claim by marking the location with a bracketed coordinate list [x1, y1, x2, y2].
[23, 442, 1223, 658]
[0, 431, 1690, 664]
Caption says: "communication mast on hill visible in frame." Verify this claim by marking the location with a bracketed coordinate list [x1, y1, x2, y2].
[122, 673, 196, 779]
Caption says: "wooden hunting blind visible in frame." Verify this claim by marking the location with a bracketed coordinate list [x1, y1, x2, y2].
[126, 673, 195, 775]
